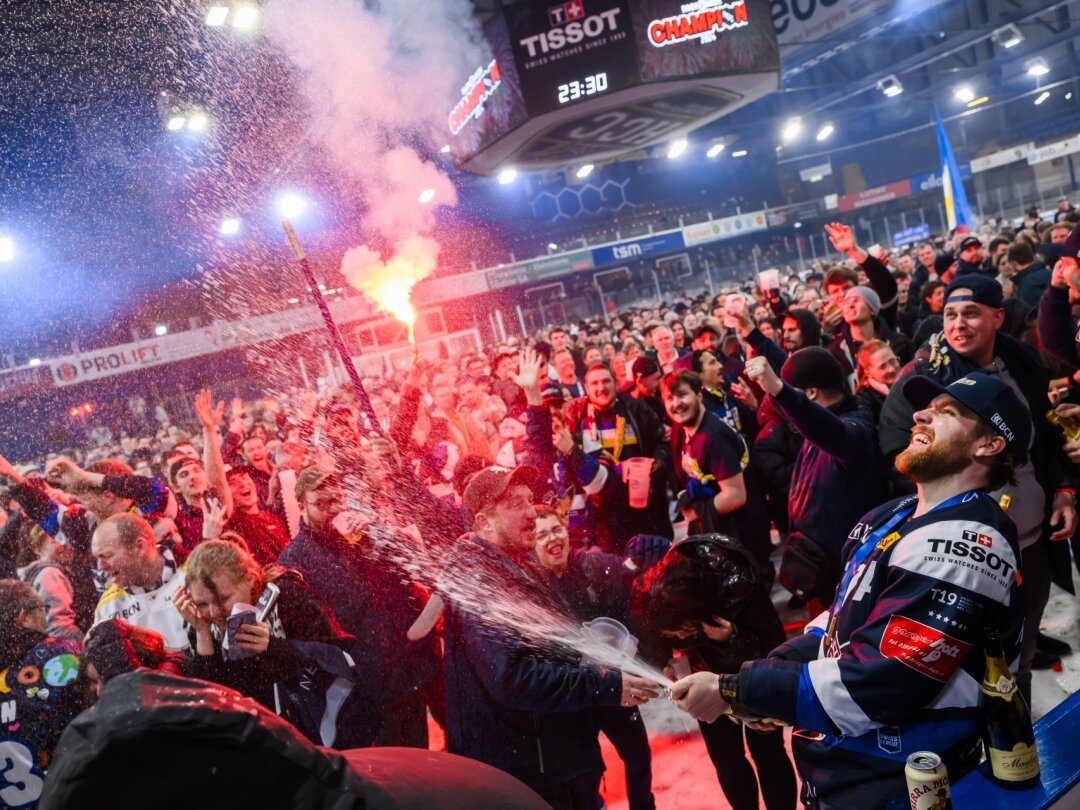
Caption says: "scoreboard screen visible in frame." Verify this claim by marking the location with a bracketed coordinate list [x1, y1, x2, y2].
[447, 0, 779, 173]
[503, 0, 639, 117]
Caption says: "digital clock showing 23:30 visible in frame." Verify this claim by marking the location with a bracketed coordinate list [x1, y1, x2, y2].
[557, 72, 609, 105]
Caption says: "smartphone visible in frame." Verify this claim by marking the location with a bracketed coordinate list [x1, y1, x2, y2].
[254, 582, 280, 623]
[226, 604, 258, 661]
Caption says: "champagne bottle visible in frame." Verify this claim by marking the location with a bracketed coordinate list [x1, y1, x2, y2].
[1046, 409, 1080, 442]
[981, 628, 1039, 789]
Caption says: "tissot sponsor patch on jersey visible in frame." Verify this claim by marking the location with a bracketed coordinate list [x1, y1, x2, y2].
[880, 615, 972, 682]
[889, 521, 1015, 604]
[961, 529, 993, 547]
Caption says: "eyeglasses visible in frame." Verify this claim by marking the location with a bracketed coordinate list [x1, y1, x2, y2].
[534, 525, 568, 544]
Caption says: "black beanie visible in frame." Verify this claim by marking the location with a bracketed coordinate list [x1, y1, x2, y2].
[781, 347, 844, 391]
[1063, 220, 1080, 260]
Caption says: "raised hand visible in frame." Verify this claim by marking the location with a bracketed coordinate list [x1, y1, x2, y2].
[511, 347, 544, 403]
[201, 495, 229, 540]
[46, 458, 87, 490]
[824, 222, 857, 254]
[195, 388, 225, 431]
[743, 356, 783, 397]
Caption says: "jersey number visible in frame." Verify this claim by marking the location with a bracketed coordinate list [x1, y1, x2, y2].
[1, 739, 45, 809]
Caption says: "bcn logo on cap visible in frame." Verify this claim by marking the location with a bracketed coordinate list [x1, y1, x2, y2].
[956, 379, 976, 386]
[991, 412, 1014, 442]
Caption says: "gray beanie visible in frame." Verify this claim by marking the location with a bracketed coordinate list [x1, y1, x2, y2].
[844, 285, 881, 315]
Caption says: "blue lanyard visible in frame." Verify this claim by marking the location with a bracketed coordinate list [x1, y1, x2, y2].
[833, 489, 985, 613]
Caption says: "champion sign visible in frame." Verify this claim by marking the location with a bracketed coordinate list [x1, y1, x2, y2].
[647, 0, 749, 48]
[448, 60, 502, 135]
[518, 4, 624, 57]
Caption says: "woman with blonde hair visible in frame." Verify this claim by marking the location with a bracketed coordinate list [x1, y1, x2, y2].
[174, 540, 356, 745]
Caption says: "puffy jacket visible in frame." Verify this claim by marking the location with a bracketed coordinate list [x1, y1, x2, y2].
[441, 533, 622, 797]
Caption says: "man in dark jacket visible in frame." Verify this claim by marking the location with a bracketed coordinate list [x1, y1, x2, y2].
[878, 274, 1077, 700]
[1008, 242, 1050, 307]
[744, 348, 884, 614]
[954, 235, 990, 277]
[561, 364, 674, 554]
[440, 466, 659, 809]
[277, 468, 438, 748]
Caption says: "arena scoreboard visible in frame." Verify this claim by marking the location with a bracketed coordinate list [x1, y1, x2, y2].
[448, 0, 779, 174]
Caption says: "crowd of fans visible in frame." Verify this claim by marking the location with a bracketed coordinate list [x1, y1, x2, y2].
[2, 205, 1080, 809]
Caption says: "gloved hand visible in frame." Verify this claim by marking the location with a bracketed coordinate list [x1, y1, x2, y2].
[685, 477, 719, 501]
[625, 534, 671, 572]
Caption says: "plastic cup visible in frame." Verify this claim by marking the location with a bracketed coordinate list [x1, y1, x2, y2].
[622, 457, 653, 509]
[581, 617, 640, 665]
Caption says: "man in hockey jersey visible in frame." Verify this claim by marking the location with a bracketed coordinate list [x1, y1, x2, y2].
[671, 371, 1027, 809]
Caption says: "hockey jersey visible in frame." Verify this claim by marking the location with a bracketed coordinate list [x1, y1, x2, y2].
[93, 550, 189, 652]
[737, 490, 1023, 800]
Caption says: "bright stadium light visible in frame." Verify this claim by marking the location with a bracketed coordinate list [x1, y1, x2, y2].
[667, 138, 688, 159]
[815, 123, 835, 141]
[418, 188, 436, 203]
[205, 6, 229, 26]
[953, 84, 975, 103]
[154, 324, 168, 337]
[276, 192, 310, 219]
[498, 168, 517, 185]
[187, 112, 209, 132]
[992, 24, 1024, 49]
[877, 75, 904, 97]
[28, 358, 41, 367]
[1026, 57, 1050, 77]
[220, 217, 240, 235]
[232, 6, 258, 29]
[166, 115, 186, 131]
[781, 117, 803, 143]
[731, 149, 748, 158]
[706, 143, 725, 158]
[576, 164, 594, 179]
[1034, 91, 1050, 105]
[0, 236, 14, 262]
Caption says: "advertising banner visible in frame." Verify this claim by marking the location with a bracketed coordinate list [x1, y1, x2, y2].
[591, 231, 685, 266]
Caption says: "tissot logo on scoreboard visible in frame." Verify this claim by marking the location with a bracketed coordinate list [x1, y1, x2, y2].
[504, 0, 637, 117]
[647, 0, 750, 47]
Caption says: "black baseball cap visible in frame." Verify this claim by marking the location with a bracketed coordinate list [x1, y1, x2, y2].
[945, 275, 1004, 308]
[903, 371, 1031, 466]
[957, 236, 983, 252]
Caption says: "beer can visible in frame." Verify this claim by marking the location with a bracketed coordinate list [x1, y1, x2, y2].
[905, 751, 951, 810]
